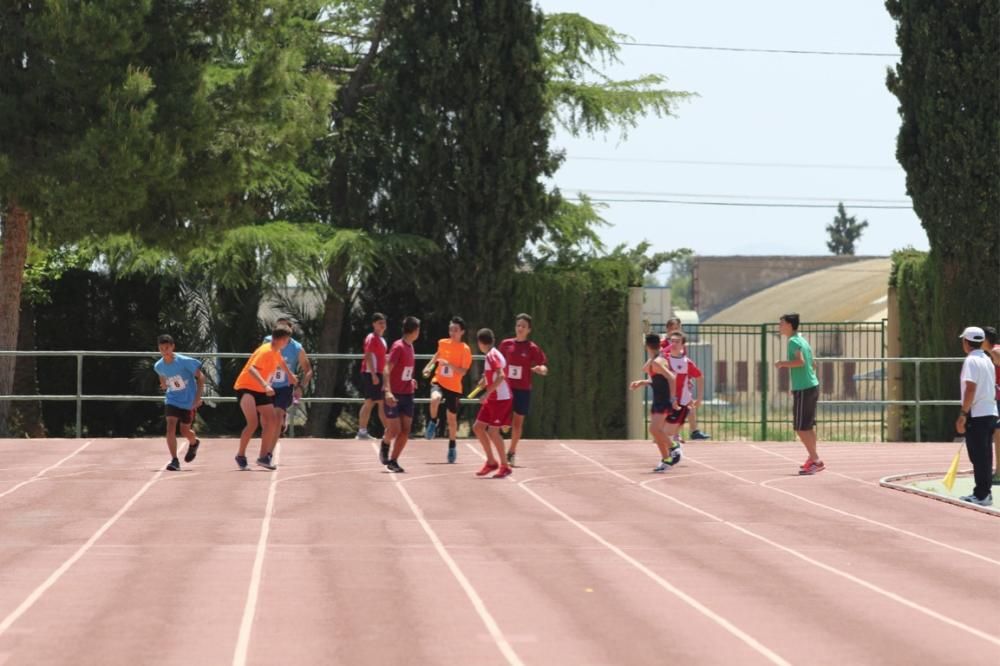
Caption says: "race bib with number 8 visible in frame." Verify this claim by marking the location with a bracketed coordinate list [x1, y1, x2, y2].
[508, 365, 523, 380]
[439, 364, 453, 377]
[401, 366, 414, 381]
[166, 376, 187, 391]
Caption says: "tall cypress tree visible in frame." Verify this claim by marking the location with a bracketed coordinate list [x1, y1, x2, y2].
[886, 0, 1000, 331]
[366, 0, 559, 332]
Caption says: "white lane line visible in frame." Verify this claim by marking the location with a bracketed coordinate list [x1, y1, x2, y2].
[375, 442, 524, 666]
[511, 444, 790, 666]
[232, 449, 282, 666]
[0, 440, 93, 501]
[0, 468, 162, 637]
[561, 444, 1000, 649]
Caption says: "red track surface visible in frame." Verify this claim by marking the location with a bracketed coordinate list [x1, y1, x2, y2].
[1, 438, 998, 666]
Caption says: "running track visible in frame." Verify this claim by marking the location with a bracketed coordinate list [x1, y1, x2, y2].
[0, 438, 997, 666]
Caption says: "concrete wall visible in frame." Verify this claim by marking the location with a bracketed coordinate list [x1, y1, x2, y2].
[693, 255, 882, 320]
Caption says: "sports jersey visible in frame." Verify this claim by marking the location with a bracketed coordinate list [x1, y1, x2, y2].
[667, 354, 702, 406]
[959, 350, 999, 418]
[387, 339, 416, 395]
[154, 354, 202, 409]
[433, 338, 472, 393]
[498, 338, 547, 391]
[647, 360, 672, 407]
[361, 333, 387, 374]
[234, 342, 285, 391]
[263, 335, 302, 388]
[994, 344, 1000, 400]
[484, 347, 512, 402]
[787, 333, 819, 391]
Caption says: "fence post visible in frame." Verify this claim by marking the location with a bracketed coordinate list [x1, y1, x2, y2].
[914, 360, 921, 443]
[759, 324, 768, 441]
[75, 353, 83, 438]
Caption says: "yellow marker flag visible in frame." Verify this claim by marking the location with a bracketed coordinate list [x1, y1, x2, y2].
[942, 443, 963, 492]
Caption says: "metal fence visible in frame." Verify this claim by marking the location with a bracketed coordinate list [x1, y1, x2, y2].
[644, 322, 963, 442]
[0, 350, 482, 438]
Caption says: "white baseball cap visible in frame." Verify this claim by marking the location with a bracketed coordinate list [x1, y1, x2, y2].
[959, 326, 985, 342]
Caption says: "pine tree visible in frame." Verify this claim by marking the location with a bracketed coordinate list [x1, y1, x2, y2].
[826, 203, 869, 255]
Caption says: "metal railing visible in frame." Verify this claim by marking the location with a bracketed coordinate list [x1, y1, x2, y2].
[0, 350, 485, 438]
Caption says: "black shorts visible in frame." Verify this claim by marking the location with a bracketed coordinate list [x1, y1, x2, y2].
[272, 385, 294, 410]
[793, 386, 819, 431]
[666, 404, 690, 425]
[512, 389, 532, 416]
[360, 373, 383, 401]
[431, 383, 462, 414]
[165, 405, 195, 424]
[385, 393, 415, 419]
[236, 388, 273, 407]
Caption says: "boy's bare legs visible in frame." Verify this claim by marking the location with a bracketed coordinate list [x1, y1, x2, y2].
[509, 413, 525, 455]
[237, 395, 260, 457]
[391, 415, 412, 461]
[359, 399, 375, 432]
[488, 427, 507, 466]
[797, 428, 820, 461]
[165, 417, 179, 459]
[650, 414, 670, 459]
[258, 405, 279, 457]
[473, 420, 497, 465]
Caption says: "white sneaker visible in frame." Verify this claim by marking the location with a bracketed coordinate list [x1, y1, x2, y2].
[356, 430, 371, 440]
[959, 493, 993, 507]
[653, 460, 672, 473]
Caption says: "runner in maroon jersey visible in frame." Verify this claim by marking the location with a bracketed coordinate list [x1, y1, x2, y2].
[498, 313, 548, 467]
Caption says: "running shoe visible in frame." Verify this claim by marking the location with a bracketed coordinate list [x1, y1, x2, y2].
[235, 455, 249, 471]
[256, 456, 277, 471]
[476, 462, 500, 477]
[379, 442, 390, 465]
[672, 434, 685, 446]
[653, 459, 672, 473]
[506, 451, 516, 467]
[959, 493, 993, 506]
[668, 443, 683, 466]
[184, 439, 200, 463]
[798, 460, 825, 475]
[386, 460, 405, 473]
[492, 466, 513, 479]
[690, 430, 710, 440]
[447, 444, 457, 464]
[356, 429, 371, 440]
[425, 421, 437, 440]
[166, 458, 181, 471]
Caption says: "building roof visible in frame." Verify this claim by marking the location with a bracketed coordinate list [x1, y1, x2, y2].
[704, 258, 891, 324]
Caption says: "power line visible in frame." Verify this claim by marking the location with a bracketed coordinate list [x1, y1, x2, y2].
[615, 41, 900, 57]
[562, 188, 911, 204]
[567, 197, 912, 210]
[565, 156, 899, 171]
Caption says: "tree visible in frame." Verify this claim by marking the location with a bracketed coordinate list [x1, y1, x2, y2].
[826, 203, 869, 255]
[665, 250, 694, 309]
[885, 0, 999, 439]
[0, 2, 332, 433]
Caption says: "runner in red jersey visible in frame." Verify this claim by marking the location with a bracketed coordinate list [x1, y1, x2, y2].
[473, 328, 514, 478]
[357, 312, 388, 440]
[380, 316, 419, 473]
[497, 313, 548, 466]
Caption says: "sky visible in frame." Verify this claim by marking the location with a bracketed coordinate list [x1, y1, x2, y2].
[534, 0, 929, 278]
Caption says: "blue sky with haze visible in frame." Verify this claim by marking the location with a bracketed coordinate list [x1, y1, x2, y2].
[535, 0, 929, 275]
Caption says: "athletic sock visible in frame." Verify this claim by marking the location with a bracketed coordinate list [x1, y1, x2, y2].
[448, 440, 456, 448]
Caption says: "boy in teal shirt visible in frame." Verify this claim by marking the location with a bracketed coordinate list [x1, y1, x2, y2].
[775, 314, 824, 474]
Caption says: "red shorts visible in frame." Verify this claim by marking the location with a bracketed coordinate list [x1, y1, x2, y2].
[666, 404, 690, 426]
[476, 399, 513, 427]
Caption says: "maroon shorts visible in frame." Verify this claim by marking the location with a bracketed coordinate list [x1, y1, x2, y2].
[477, 399, 513, 428]
[666, 404, 690, 426]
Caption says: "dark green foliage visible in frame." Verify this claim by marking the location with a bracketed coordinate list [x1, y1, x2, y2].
[826, 203, 869, 256]
[885, 0, 1000, 349]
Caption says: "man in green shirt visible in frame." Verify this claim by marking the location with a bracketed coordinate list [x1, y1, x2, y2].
[775, 313, 824, 475]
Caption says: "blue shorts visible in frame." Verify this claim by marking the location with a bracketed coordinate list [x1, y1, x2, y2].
[512, 389, 532, 416]
[272, 385, 294, 410]
[385, 393, 415, 419]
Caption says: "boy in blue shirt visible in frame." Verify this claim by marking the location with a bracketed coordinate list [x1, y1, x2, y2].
[154, 334, 205, 471]
[263, 317, 313, 454]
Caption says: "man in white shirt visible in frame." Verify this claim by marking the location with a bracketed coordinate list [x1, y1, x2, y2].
[955, 326, 997, 506]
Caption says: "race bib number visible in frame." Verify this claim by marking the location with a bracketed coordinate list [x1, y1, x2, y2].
[508, 365, 523, 380]
[166, 375, 187, 392]
[270, 368, 287, 384]
[439, 364, 453, 377]
[401, 366, 414, 381]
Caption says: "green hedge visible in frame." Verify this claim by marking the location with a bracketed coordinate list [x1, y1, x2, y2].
[506, 259, 634, 439]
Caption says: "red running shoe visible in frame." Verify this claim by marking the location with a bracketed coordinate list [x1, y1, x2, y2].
[492, 466, 513, 479]
[799, 460, 825, 475]
[476, 462, 500, 477]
